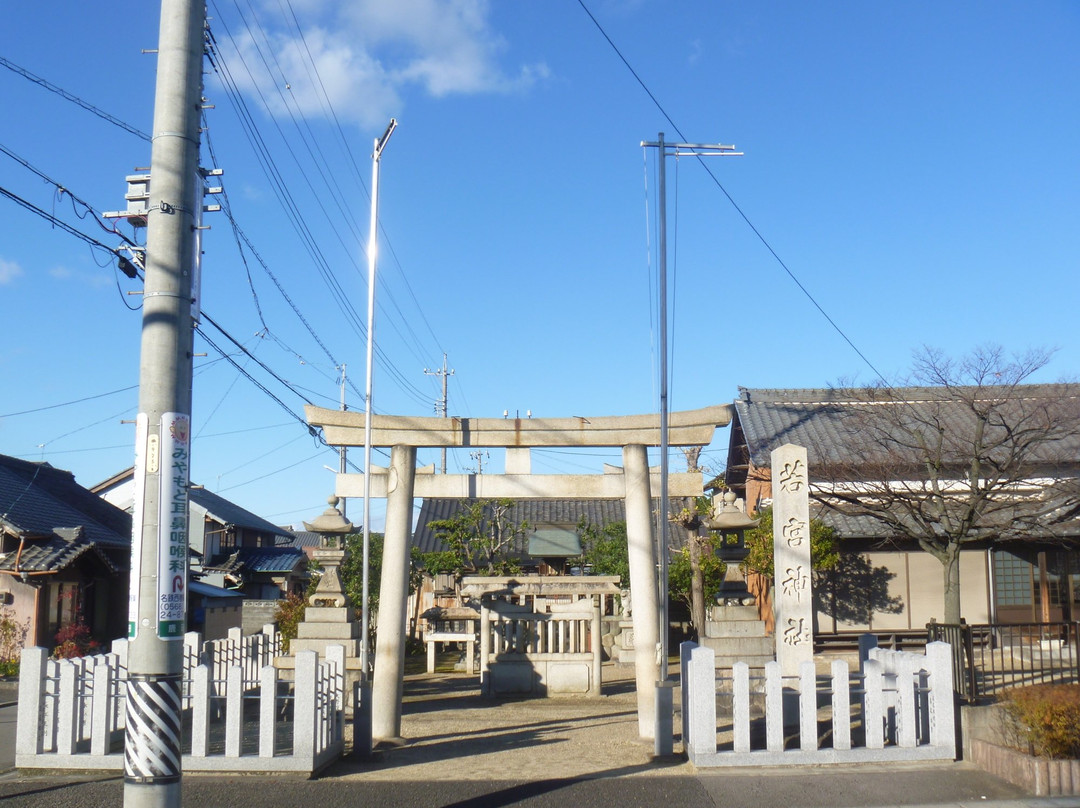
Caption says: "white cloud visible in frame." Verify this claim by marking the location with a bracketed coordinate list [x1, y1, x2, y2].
[0, 257, 23, 285]
[216, 0, 546, 129]
[49, 264, 111, 288]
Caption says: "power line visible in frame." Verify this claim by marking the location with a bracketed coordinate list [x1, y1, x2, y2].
[0, 142, 138, 246]
[1, 385, 139, 418]
[577, 0, 889, 386]
[0, 184, 123, 258]
[0, 56, 151, 142]
[5, 23, 442, 420]
[205, 7, 444, 407]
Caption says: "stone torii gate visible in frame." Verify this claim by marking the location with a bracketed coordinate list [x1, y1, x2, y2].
[305, 403, 732, 741]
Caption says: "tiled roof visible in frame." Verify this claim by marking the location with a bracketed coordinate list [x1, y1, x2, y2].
[729, 386, 1080, 540]
[412, 498, 695, 556]
[0, 529, 121, 574]
[0, 455, 131, 548]
[732, 384, 1080, 469]
[286, 531, 324, 549]
[187, 488, 294, 540]
[203, 546, 306, 575]
[0, 454, 130, 575]
[189, 580, 245, 599]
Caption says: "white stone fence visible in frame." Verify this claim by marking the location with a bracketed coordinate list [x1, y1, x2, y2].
[183, 625, 283, 696]
[16, 628, 343, 775]
[479, 602, 602, 697]
[682, 639, 956, 767]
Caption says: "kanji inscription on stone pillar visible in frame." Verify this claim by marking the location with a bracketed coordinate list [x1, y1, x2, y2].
[772, 443, 813, 678]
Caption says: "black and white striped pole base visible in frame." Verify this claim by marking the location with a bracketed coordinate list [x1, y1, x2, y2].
[124, 674, 183, 785]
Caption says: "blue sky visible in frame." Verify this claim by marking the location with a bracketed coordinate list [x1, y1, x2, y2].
[1, 1, 1077, 530]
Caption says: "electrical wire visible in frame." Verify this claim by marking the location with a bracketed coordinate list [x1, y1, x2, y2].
[577, 0, 890, 387]
[0, 184, 122, 259]
[206, 8, 444, 406]
[0, 56, 151, 142]
[1, 385, 139, 419]
[207, 26, 436, 409]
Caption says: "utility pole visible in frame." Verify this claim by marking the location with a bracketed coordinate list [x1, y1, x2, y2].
[640, 133, 740, 754]
[424, 353, 453, 473]
[339, 364, 347, 516]
[125, 1, 205, 806]
[468, 450, 489, 475]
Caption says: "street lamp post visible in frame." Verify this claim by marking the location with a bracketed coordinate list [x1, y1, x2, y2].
[361, 118, 397, 678]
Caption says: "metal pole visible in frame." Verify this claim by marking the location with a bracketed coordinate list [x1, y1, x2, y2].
[640, 133, 740, 753]
[656, 132, 670, 683]
[125, 1, 205, 805]
[339, 364, 347, 517]
[361, 119, 397, 677]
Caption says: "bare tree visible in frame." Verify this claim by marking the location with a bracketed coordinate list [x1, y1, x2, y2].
[811, 346, 1080, 624]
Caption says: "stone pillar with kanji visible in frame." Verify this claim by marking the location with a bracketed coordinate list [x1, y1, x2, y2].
[771, 443, 814, 678]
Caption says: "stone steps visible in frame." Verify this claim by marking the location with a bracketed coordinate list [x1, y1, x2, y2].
[701, 601, 775, 671]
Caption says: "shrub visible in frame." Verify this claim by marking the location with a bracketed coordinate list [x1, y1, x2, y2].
[52, 621, 100, 659]
[274, 592, 307, 654]
[1000, 684, 1080, 759]
[0, 605, 29, 676]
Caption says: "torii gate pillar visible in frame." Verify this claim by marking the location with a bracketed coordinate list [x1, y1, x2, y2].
[371, 444, 417, 742]
[623, 444, 660, 738]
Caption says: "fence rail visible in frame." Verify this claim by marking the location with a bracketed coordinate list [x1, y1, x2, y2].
[16, 628, 343, 775]
[926, 621, 1080, 703]
[681, 638, 956, 767]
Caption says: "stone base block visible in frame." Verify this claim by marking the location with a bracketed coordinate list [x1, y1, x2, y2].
[296, 621, 361, 641]
[290, 637, 362, 657]
[709, 604, 760, 622]
[970, 739, 1080, 796]
[302, 606, 355, 623]
[705, 619, 768, 638]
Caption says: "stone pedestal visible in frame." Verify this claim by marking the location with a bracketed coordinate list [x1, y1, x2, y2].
[701, 604, 774, 669]
[614, 619, 636, 664]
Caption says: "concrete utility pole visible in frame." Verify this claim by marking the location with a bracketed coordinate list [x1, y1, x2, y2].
[124, 2, 205, 806]
[423, 353, 453, 473]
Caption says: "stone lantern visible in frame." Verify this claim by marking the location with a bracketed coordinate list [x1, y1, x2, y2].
[289, 495, 362, 659]
[301, 495, 355, 608]
[703, 491, 760, 605]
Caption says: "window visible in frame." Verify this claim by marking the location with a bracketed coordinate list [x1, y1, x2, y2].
[993, 552, 1032, 607]
[46, 582, 79, 640]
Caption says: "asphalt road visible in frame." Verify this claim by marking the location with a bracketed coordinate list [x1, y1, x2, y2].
[0, 704, 15, 773]
[0, 769, 1054, 808]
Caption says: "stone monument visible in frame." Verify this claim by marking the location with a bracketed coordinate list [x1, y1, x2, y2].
[771, 443, 814, 678]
